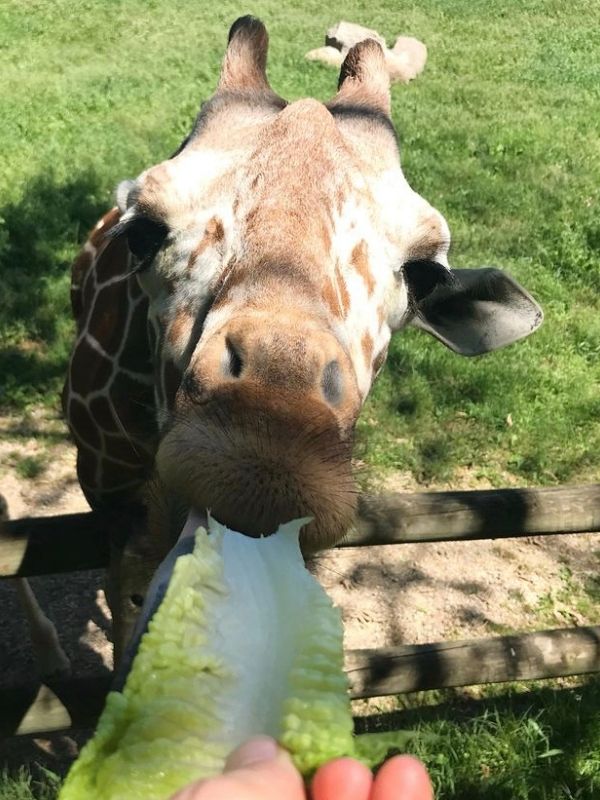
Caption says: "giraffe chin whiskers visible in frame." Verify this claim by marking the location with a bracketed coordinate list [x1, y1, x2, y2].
[155, 388, 358, 553]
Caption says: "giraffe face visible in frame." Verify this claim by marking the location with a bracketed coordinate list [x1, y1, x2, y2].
[120, 103, 386, 548]
[110, 18, 542, 550]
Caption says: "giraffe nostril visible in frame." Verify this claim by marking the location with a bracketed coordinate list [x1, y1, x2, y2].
[321, 359, 343, 406]
[224, 336, 244, 378]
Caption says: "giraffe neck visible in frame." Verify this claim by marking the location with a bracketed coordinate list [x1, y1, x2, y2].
[64, 209, 158, 508]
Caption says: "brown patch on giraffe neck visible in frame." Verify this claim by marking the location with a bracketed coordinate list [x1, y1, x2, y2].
[69, 397, 102, 450]
[373, 344, 387, 375]
[87, 279, 130, 357]
[95, 233, 131, 283]
[361, 332, 374, 367]
[187, 216, 225, 271]
[320, 218, 332, 253]
[71, 208, 124, 324]
[334, 263, 351, 316]
[89, 395, 117, 432]
[64, 206, 159, 512]
[70, 338, 113, 394]
[89, 207, 121, 249]
[351, 240, 375, 295]
[322, 278, 344, 318]
[119, 296, 153, 372]
[104, 432, 147, 466]
[70, 249, 93, 321]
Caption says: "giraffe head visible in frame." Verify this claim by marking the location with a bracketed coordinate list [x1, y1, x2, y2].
[113, 17, 542, 550]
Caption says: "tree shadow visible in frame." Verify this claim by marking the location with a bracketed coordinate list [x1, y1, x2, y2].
[0, 169, 110, 406]
[0, 170, 135, 772]
[356, 675, 600, 798]
[0, 568, 113, 774]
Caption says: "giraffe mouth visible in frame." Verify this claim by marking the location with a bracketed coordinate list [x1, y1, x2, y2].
[181, 507, 272, 540]
[181, 507, 209, 538]
[155, 387, 358, 552]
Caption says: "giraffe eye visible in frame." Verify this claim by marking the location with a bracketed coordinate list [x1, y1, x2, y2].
[126, 217, 169, 266]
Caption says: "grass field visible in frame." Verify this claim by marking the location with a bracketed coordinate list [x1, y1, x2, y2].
[1, 0, 599, 798]
[2, 0, 599, 486]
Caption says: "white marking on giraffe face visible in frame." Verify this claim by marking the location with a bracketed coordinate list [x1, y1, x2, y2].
[363, 165, 451, 264]
[325, 187, 394, 397]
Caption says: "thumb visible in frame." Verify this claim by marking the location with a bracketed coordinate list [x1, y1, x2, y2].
[225, 736, 286, 771]
[171, 737, 304, 800]
[222, 737, 305, 799]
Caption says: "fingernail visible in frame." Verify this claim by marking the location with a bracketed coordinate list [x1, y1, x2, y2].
[226, 736, 280, 770]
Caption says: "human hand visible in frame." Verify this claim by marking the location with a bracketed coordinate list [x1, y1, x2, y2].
[170, 736, 433, 800]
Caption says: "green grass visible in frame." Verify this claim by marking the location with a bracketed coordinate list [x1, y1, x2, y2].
[9, 452, 48, 480]
[534, 565, 600, 628]
[367, 678, 600, 800]
[2, 1, 600, 797]
[3, 679, 599, 800]
[0, 768, 60, 800]
[1, 0, 599, 486]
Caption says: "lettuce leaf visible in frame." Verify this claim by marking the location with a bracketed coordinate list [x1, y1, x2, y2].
[60, 518, 411, 800]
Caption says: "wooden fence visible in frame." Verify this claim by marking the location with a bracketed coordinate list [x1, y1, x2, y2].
[2, 483, 600, 738]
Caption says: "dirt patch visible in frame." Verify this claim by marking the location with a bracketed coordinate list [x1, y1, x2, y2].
[312, 534, 600, 651]
[0, 407, 87, 518]
[313, 469, 600, 652]
[1, 407, 109, 773]
[1, 406, 599, 770]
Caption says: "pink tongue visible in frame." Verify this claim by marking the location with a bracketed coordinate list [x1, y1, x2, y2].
[179, 508, 209, 541]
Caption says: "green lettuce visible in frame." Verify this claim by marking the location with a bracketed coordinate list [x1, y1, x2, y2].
[60, 518, 412, 800]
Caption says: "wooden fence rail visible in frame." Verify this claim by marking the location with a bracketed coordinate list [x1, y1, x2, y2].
[4, 625, 600, 738]
[2, 484, 600, 578]
[2, 483, 600, 738]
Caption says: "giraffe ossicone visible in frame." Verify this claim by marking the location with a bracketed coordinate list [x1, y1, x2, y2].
[64, 16, 542, 566]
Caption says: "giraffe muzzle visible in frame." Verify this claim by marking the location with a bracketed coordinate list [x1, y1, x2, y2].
[155, 385, 357, 552]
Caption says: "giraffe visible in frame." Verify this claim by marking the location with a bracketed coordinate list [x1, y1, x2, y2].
[62, 17, 543, 657]
[1, 493, 70, 677]
[63, 206, 157, 510]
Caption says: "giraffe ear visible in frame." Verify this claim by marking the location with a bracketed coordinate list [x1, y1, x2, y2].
[218, 16, 272, 93]
[329, 38, 391, 116]
[405, 262, 543, 355]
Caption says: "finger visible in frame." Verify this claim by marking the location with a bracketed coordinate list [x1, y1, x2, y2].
[370, 755, 433, 800]
[311, 758, 372, 800]
[225, 736, 281, 770]
[171, 737, 305, 800]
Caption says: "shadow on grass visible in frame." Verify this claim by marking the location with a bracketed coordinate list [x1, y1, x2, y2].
[0, 413, 71, 445]
[357, 677, 600, 799]
[0, 171, 109, 407]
